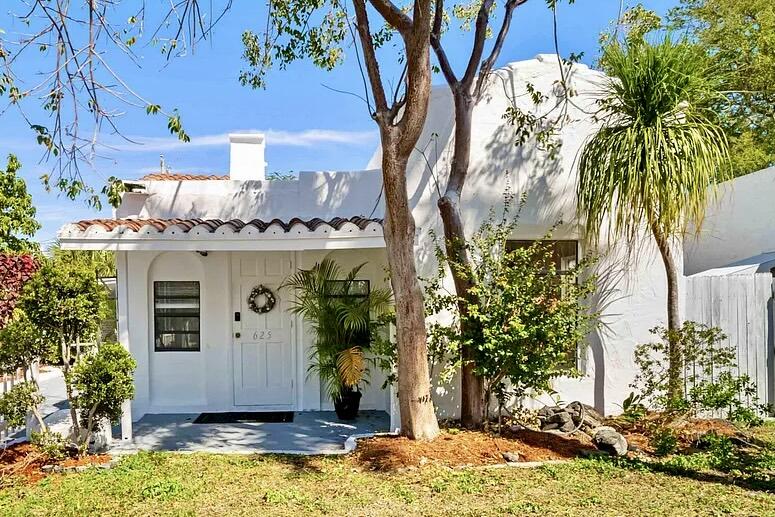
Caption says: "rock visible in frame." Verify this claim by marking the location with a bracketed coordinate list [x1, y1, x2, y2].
[502, 452, 521, 463]
[41, 464, 55, 473]
[548, 411, 573, 425]
[593, 426, 628, 457]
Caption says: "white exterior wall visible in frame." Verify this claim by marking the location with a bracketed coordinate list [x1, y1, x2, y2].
[124, 248, 390, 421]
[685, 166, 775, 275]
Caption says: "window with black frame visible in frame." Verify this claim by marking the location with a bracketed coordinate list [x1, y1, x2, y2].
[326, 279, 371, 347]
[154, 281, 201, 351]
[506, 240, 581, 369]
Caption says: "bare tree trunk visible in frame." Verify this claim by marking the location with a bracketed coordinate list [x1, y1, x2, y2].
[438, 93, 485, 427]
[382, 135, 440, 440]
[430, 0, 523, 428]
[651, 223, 682, 403]
[352, 0, 439, 440]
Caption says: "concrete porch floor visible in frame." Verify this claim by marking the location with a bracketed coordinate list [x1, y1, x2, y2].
[110, 410, 391, 454]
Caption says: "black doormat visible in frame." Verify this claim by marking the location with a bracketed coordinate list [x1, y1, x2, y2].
[193, 411, 295, 424]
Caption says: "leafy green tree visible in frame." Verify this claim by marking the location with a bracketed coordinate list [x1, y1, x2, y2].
[426, 195, 598, 420]
[0, 310, 53, 433]
[429, 0, 578, 428]
[19, 260, 107, 442]
[577, 36, 729, 402]
[49, 242, 116, 279]
[70, 342, 136, 449]
[0, 155, 40, 253]
[670, 0, 775, 176]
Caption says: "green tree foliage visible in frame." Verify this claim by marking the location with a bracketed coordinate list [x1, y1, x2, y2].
[282, 259, 392, 402]
[0, 310, 55, 433]
[0, 381, 44, 429]
[18, 259, 108, 447]
[425, 195, 598, 418]
[633, 322, 768, 426]
[578, 36, 729, 402]
[71, 342, 136, 446]
[670, 0, 775, 176]
[19, 261, 106, 348]
[49, 242, 116, 279]
[0, 155, 40, 253]
[0, 310, 56, 377]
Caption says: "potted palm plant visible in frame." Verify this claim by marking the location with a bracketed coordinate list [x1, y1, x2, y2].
[283, 259, 392, 420]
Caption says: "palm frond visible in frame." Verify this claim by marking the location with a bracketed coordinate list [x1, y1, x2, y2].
[578, 35, 730, 244]
[337, 347, 366, 388]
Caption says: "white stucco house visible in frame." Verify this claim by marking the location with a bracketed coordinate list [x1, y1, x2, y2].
[57, 55, 774, 442]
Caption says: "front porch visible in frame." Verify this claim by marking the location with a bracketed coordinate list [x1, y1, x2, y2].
[110, 410, 390, 454]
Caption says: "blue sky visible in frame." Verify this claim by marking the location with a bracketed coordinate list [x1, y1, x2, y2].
[0, 0, 678, 245]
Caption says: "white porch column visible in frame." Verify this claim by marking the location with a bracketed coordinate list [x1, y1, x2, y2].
[116, 251, 133, 441]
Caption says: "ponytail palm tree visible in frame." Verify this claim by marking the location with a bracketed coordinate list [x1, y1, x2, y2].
[577, 36, 729, 402]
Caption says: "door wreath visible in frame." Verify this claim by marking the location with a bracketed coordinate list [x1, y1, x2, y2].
[247, 284, 276, 314]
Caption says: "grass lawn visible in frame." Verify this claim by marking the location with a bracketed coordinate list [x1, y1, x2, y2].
[1, 452, 773, 516]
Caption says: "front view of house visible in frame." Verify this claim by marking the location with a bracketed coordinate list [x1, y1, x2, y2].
[58, 55, 774, 442]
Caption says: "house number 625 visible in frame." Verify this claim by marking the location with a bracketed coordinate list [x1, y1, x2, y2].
[253, 330, 272, 340]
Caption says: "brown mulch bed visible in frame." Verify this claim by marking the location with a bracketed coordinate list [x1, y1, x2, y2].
[0, 442, 111, 485]
[354, 428, 595, 471]
[611, 415, 745, 455]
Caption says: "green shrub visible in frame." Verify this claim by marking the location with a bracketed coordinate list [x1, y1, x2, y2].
[425, 192, 599, 417]
[632, 322, 767, 425]
[31, 430, 69, 461]
[71, 342, 136, 443]
[650, 427, 679, 456]
[0, 381, 43, 428]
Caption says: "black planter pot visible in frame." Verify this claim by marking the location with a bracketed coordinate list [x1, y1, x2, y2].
[334, 389, 362, 420]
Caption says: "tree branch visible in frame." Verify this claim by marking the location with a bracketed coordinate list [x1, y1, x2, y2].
[353, 0, 390, 114]
[474, 0, 527, 99]
[430, 0, 458, 87]
[460, 0, 496, 89]
[368, 0, 413, 35]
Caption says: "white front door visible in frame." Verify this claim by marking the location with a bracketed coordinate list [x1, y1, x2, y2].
[232, 252, 295, 407]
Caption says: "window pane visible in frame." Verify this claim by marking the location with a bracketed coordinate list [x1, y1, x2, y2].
[154, 281, 200, 351]
[155, 333, 200, 351]
[506, 240, 580, 370]
[506, 240, 578, 273]
[155, 316, 200, 333]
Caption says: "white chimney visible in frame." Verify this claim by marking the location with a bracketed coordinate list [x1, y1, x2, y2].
[229, 133, 266, 180]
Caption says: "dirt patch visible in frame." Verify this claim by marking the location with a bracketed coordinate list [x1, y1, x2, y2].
[611, 414, 747, 455]
[0, 442, 111, 485]
[353, 428, 594, 471]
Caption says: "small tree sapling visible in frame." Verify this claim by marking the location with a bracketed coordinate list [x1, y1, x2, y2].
[18, 260, 107, 444]
[71, 343, 136, 449]
[426, 194, 598, 421]
[0, 310, 55, 433]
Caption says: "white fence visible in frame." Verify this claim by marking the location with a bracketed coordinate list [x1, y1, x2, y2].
[685, 272, 774, 408]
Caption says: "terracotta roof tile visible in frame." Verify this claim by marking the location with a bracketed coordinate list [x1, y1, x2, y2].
[70, 217, 383, 234]
[140, 173, 230, 181]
